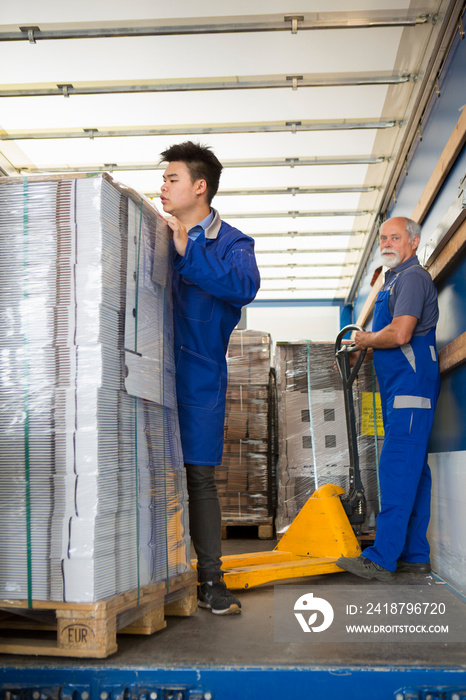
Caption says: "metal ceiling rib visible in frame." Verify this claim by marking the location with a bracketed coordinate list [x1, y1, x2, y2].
[0, 11, 435, 41]
[265, 273, 354, 279]
[240, 231, 365, 238]
[145, 186, 378, 197]
[17, 156, 387, 171]
[0, 120, 399, 139]
[255, 247, 359, 254]
[0, 73, 416, 97]
[0, 1, 461, 301]
[261, 262, 357, 266]
[225, 210, 372, 219]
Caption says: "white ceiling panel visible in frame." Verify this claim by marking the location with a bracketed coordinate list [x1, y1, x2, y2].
[0, 0, 456, 301]
[116, 164, 374, 194]
[252, 234, 354, 250]
[9, 130, 382, 165]
[212, 192, 363, 214]
[0, 29, 405, 82]
[217, 165, 375, 188]
[255, 251, 353, 264]
[260, 264, 351, 275]
[225, 215, 367, 233]
[0, 84, 392, 128]
[1, 0, 418, 24]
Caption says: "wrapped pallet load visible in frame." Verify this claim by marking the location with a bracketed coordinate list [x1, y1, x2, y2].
[0, 173, 190, 604]
[216, 330, 274, 534]
[275, 341, 384, 535]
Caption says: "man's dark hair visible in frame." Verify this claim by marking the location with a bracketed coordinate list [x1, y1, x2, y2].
[160, 141, 223, 205]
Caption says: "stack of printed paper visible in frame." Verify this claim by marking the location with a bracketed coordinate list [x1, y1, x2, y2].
[0, 174, 189, 603]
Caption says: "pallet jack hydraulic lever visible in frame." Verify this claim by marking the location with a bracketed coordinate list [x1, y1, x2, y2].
[334, 324, 367, 534]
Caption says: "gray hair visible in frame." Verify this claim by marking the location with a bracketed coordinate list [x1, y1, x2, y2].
[404, 218, 421, 241]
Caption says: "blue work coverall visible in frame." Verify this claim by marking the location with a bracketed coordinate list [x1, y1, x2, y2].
[363, 261, 440, 572]
[172, 209, 260, 467]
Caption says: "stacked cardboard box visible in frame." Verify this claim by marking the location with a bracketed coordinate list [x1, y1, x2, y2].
[216, 330, 272, 523]
[0, 174, 189, 603]
[275, 342, 383, 534]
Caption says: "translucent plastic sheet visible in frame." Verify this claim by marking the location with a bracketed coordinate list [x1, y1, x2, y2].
[216, 330, 272, 522]
[275, 342, 383, 534]
[0, 173, 189, 603]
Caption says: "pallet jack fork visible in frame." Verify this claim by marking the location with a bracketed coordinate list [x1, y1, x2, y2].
[220, 483, 361, 589]
[219, 325, 367, 590]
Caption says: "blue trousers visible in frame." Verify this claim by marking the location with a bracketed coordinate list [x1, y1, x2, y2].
[363, 400, 436, 571]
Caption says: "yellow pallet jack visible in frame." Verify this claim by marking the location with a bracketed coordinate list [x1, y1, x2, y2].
[218, 325, 368, 590]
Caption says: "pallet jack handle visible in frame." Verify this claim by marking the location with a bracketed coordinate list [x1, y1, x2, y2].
[334, 324, 367, 532]
[334, 324, 366, 389]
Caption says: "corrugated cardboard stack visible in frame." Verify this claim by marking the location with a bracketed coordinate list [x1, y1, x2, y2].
[275, 341, 383, 534]
[0, 173, 189, 603]
[216, 330, 272, 523]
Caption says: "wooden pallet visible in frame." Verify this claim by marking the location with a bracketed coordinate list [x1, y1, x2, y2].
[357, 531, 377, 548]
[0, 569, 197, 659]
[221, 517, 274, 540]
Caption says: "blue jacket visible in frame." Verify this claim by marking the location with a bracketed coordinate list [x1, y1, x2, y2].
[172, 210, 260, 466]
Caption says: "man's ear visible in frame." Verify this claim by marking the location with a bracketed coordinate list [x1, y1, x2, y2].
[412, 235, 420, 252]
[195, 179, 208, 197]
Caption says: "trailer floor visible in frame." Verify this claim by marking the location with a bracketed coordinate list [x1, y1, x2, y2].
[1, 537, 465, 699]
[98, 536, 465, 670]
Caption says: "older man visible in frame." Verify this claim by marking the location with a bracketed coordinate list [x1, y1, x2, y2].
[337, 217, 440, 580]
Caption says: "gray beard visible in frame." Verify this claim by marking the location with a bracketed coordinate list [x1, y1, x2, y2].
[381, 251, 401, 269]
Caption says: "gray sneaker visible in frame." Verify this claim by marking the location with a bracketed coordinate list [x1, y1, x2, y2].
[336, 555, 395, 581]
[198, 577, 242, 615]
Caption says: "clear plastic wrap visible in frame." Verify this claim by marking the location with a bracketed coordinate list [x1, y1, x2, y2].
[216, 330, 272, 522]
[275, 341, 383, 534]
[0, 173, 189, 603]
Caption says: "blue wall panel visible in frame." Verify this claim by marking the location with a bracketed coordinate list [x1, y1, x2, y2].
[436, 254, 466, 350]
[430, 361, 466, 453]
[353, 30, 466, 326]
[385, 31, 466, 233]
[354, 29, 466, 454]
[429, 249, 466, 453]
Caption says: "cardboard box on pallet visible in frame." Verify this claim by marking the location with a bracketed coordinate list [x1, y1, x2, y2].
[222, 449, 268, 470]
[218, 434, 271, 522]
[224, 410, 268, 441]
[222, 493, 269, 520]
[275, 341, 383, 534]
[227, 329, 272, 386]
[217, 330, 273, 524]
[227, 385, 269, 401]
[227, 329, 272, 358]
[222, 437, 269, 455]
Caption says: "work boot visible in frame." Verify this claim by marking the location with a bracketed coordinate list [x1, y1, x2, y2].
[397, 560, 431, 574]
[198, 574, 242, 615]
[336, 555, 395, 582]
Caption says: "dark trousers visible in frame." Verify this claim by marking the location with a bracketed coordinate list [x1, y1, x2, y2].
[185, 464, 222, 582]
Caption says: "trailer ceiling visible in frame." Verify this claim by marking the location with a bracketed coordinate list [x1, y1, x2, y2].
[0, 0, 463, 302]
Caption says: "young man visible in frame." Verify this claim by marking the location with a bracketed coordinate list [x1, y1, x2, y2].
[337, 217, 440, 581]
[159, 141, 260, 614]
